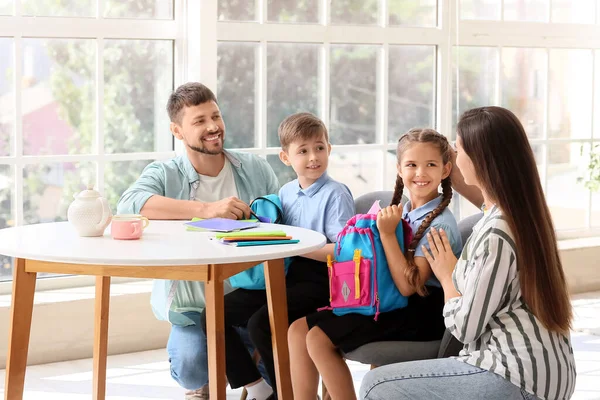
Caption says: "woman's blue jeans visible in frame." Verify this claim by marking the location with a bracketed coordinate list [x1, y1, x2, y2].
[360, 358, 539, 400]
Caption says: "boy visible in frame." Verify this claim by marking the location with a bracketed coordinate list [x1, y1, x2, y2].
[200, 112, 355, 399]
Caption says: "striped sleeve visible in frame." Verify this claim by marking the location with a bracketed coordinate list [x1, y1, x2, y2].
[443, 232, 517, 343]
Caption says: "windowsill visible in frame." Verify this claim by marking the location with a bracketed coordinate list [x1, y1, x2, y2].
[0, 239, 598, 369]
[558, 236, 600, 251]
[0, 236, 598, 306]
[0, 279, 169, 369]
[0, 279, 154, 308]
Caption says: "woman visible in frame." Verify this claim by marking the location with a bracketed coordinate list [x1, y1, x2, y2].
[360, 106, 576, 400]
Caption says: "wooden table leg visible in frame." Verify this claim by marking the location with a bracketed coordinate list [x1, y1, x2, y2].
[206, 271, 226, 400]
[4, 258, 37, 400]
[264, 258, 291, 400]
[93, 276, 111, 400]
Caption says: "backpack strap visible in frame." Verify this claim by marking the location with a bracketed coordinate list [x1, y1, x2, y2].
[250, 196, 284, 224]
[327, 254, 333, 302]
[353, 249, 361, 300]
[401, 219, 413, 252]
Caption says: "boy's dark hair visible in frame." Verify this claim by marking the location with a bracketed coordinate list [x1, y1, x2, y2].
[390, 128, 453, 296]
[278, 112, 329, 151]
[167, 82, 218, 124]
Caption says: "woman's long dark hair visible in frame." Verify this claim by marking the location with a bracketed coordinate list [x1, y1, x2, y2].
[390, 128, 453, 296]
[457, 106, 572, 334]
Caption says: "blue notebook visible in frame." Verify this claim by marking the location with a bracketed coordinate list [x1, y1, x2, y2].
[184, 218, 259, 232]
[219, 239, 300, 247]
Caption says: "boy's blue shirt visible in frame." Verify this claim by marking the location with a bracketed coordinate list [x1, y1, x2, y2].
[278, 172, 355, 243]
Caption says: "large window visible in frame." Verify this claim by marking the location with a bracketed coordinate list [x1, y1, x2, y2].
[216, 0, 600, 239]
[455, 0, 600, 237]
[0, 0, 179, 282]
[216, 0, 439, 200]
[0, 0, 598, 283]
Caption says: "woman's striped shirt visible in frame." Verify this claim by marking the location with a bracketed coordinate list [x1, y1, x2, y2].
[443, 205, 576, 400]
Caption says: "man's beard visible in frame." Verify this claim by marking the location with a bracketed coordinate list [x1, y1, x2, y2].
[188, 133, 224, 155]
[188, 144, 223, 155]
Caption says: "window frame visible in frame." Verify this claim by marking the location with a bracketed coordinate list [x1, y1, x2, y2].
[0, 0, 193, 288]
[214, 0, 600, 240]
[0, 0, 598, 290]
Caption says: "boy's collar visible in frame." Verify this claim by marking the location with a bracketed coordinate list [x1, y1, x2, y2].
[403, 195, 443, 222]
[296, 172, 330, 198]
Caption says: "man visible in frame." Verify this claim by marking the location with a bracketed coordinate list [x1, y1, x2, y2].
[118, 82, 279, 399]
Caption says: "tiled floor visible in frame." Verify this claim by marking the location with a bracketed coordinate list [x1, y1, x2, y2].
[2, 292, 600, 399]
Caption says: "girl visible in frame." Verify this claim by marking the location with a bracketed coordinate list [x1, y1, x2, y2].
[287, 128, 463, 400]
[360, 106, 576, 400]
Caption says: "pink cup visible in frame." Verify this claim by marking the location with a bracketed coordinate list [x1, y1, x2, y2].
[111, 214, 150, 240]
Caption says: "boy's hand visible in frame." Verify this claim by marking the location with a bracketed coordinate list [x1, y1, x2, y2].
[376, 205, 402, 235]
[202, 197, 252, 220]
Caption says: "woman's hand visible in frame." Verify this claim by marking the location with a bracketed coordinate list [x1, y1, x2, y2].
[422, 227, 457, 285]
[376, 205, 402, 235]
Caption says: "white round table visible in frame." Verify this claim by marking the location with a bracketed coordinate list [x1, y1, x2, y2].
[0, 221, 326, 400]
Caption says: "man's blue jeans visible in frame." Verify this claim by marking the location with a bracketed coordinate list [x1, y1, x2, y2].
[167, 311, 269, 390]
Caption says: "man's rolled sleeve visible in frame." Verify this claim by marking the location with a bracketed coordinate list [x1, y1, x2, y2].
[117, 162, 166, 214]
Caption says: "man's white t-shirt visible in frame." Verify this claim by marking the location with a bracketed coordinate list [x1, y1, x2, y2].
[174, 157, 240, 319]
[191, 157, 239, 202]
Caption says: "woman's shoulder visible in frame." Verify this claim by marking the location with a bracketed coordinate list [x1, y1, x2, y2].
[471, 208, 516, 251]
[479, 208, 513, 235]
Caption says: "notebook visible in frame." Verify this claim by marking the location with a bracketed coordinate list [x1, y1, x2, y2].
[221, 236, 292, 242]
[215, 230, 287, 239]
[219, 239, 300, 247]
[184, 218, 259, 232]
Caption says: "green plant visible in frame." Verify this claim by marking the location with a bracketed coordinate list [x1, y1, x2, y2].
[578, 144, 600, 192]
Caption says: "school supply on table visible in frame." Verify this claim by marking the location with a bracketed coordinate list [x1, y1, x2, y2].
[321, 200, 412, 320]
[215, 230, 288, 238]
[220, 239, 300, 247]
[215, 231, 297, 246]
[225, 226, 296, 286]
[221, 236, 292, 242]
[184, 218, 259, 232]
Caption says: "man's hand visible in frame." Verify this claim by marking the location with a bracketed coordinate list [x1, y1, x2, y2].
[376, 205, 402, 235]
[203, 196, 252, 220]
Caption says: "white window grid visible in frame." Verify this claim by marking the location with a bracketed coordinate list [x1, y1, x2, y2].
[203, 0, 600, 239]
[0, 0, 193, 229]
[0, 0, 597, 290]
[0, 0, 195, 290]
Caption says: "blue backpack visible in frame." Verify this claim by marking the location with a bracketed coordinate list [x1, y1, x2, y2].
[228, 194, 288, 290]
[325, 213, 410, 319]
